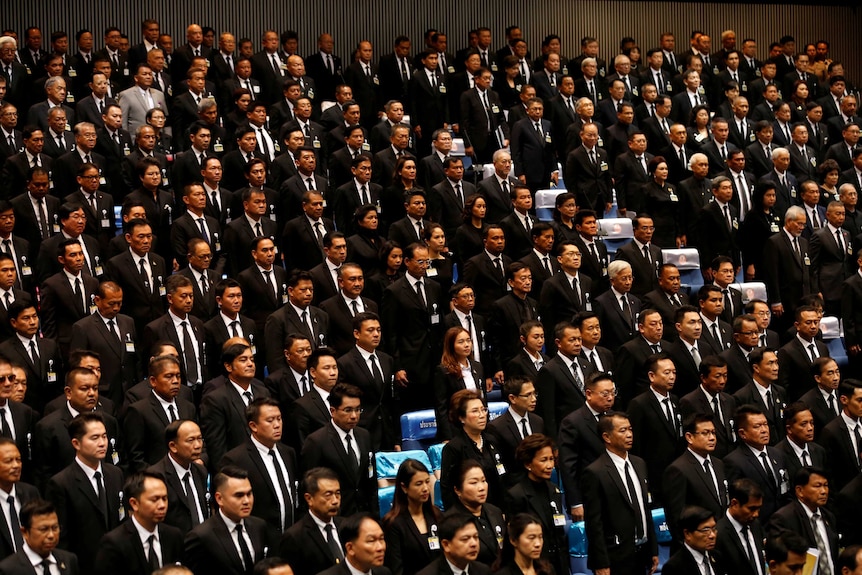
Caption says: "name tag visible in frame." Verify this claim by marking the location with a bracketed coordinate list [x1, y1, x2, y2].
[428, 536, 440, 550]
[252, 85, 260, 93]
[430, 313, 440, 324]
[126, 341, 136, 353]
[803, 255, 810, 266]
[101, 218, 111, 228]
[158, 285, 167, 297]
[491, 104, 500, 114]
[600, 161, 609, 172]
[732, 220, 739, 229]
[68, 68, 77, 77]
[439, 85, 447, 94]
[669, 193, 678, 202]
[213, 142, 224, 153]
[99, 176, 107, 185]
[426, 267, 438, 277]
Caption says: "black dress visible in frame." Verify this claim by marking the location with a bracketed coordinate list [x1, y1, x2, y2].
[446, 499, 507, 566]
[739, 208, 781, 279]
[451, 223, 486, 267]
[506, 477, 569, 575]
[383, 509, 443, 575]
[551, 220, 579, 249]
[365, 270, 404, 304]
[642, 180, 682, 248]
[440, 429, 507, 510]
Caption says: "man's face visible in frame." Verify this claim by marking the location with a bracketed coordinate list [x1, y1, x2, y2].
[150, 362, 181, 401]
[65, 374, 100, 411]
[244, 191, 267, 217]
[639, 312, 664, 343]
[345, 128, 364, 149]
[841, 388, 862, 419]
[796, 472, 829, 510]
[712, 262, 735, 287]
[330, 395, 360, 430]
[739, 413, 771, 447]
[483, 228, 505, 255]
[216, 477, 254, 521]
[0, 257, 16, 291]
[603, 415, 633, 453]
[126, 224, 153, 255]
[325, 238, 348, 265]
[10, 306, 40, 337]
[60, 242, 85, 274]
[609, 81, 626, 100]
[0, 443, 22, 487]
[787, 409, 815, 444]
[167, 285, 194, 316]
[303, 192, 325, 218]
[354, 319, 381, 351]
[442, 523, 480, 564]
[46, 79, 67, 105]
[339, 267, 364, 298]
[131, 477, 168, 526]
[610, 266, 633, 293]
[252, 239, 276, 268]
[237, 132, 257, 153]
[285, 338, 312, 372]
[557, 244, 581, 274]
[346, 518, 387, 571]
[684, 72, 701, 92]
[508, 268, 532, 296]
[684, 517, 717, 553]
[216, 286, 243, 316]
[190, 128, 211, 151]
[814, 360, 840, 392]
[670, 125, 687, 146]
[556, 327, 582, 358]
[444, 160, 464, 182]
[250, 404, 283, 445]
[226, 348, 256, 383]
[136, 126, 157, 152]
[687, 420, 717, 454]
[22, 512, 60, 558]
[510, 381, 537, 413]
[147, 50, 165, 72]
[288, 279, 314, 308]
[305, 478, 341, 519]
[72, 420, 108, 462]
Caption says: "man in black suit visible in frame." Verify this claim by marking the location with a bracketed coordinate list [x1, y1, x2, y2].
[459, 68, 508, 164]
[203, 278, 259, 375]
[141, 275, 206, 392]
[264, 330, 311, 411]
[0, 104, 22, 163]
[776, 402, 829, 483]
[171, 183, 223, 272]
[614, 215, 663, 298]
[571, 210, 610, 291]
[332, 155, 382, 236]
[63, 164, 115, 253]
[427, 157, 474, 240]
[734, 348, 788, 445]
[763, 207, 812, 332]
[146, 419, 209, 533]
[777, 306, 830, 401]
[662, 506, 728, 575]
[44, 412, 123, 573]
[372, 124, 413, 187]
[0, 300, 64, 414]
[415, 514, 490, 575]
[810, 201, 852, 317]
[92, 472, 184, 575]
[642, 264, 689, 341]
[800, 357, 841, 438]
[301, 383, 378, 516]
[418, 129, 452, 193]
[337, 312, 396, 451]
[488, 262, 539, 373]
[200, 342, 269, 470]
[535, 321, 592, 433]
[223, 187, 279, 277]
[408, 51, 449, 157]
[282, 190, 332, 273]
[237, 237, 288, 343]
[539, 241, 591, 349]
[0, 437, 39, 559]
[817, 379, 862, 493]
[476, 150, 516, 225]
[184, 464, 278, 575]
[381, 243, 443, 411]
[177, 238, 218, 322]
[724, 405, 790, 524]
[697, 177, 741, 271]
[613, 131, 653, 215]
[1, 127, 54, 202]
[279, 467, 344, 575]
[628, 353, 685, 506]
[663, 413, 729, 542]
[680, 355, 738, 459]
[317, 513, 390, 575]
[594, 260, 641, 352]
[713, 478, 767, 575]
[220, 398, 299, 535]
[557, 372, 615, 519]
[721, 315, 760, 392]
[498, 184, 536, 261]
[582, 411, 659, 575]
[33, 203, 102, 286]
[510, 98, 557, 193]
[9, 168, 58, 259]
[38, 238, 99, 359]
[123, 354, 197, 472]
[698, 285, 733, 356]
[104, 219, 167, 337]
[264, 270, 330, 372]
[305, 34, 343, 102]
[564, 122, 613, 214]
[614, 310, 669, 405]
[342, 42, 379, 130]
[461, 226, 511, 317]
[766, 467, 838, 575]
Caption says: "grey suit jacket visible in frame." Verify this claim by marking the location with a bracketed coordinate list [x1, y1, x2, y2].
[118, 86, 169, 134]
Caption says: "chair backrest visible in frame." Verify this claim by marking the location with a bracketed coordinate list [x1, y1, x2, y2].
[819, 316, 840, 340]
[597, 217, 634, 240]
[661, 248, 701, 270]
[733, 282, 767, 304]
[488, 402, 508, 421]
[375, 450, 433, 481]
[400, 409, 437, 441]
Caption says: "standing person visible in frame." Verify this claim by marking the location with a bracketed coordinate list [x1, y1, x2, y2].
[0, 499, 80, 575]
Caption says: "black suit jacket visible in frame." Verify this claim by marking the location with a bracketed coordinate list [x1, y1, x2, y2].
[459, 88, 509, 157]
[662, 546, 728, 575]
[10, 193, 60, 259]
[733, 382, 787, 445]
[614, 337, 669, 405]
[200, 380, 269, 470]
[176, 266, 218, 321]
[557, 404, 605, 507]
[564, 145, 612, 212]
[278, 513, 345, 575]
[0, 481, 39, 559]
[498, 211, 535, 260]
[539, 272, 593, 346]
[614, 240, 663, 297]
[147, 455, 210, 533]
[767, 500, 839, 566]
[810, 225, 852, 304]
[461, 251, 512, 317]
[184, 513, 277, 575]
[582, 452, 657, 571]
[535, 354, 592, 433]
[104, 249, 167, 335]
[428, 178, 476, 239]
[123, 392, 197, 471]
[142, 313, 207, 386]
[203, 313, 259, 375]
[817, 415, 862, 493]
[0, 336, 64, 414]
[69, 312, 140, 406]
[837, 473, 862, 546]
[663, 450, 729, 540]
[38, 270, 99, 351]
[1, 153, 53, 201]
[628, 389, 684, 505]
[337, 346, 396, 450]
[93, 519, 184, 575]
[237, 264, 289, 333]
[799, 387, 840, 439]
[594, 289, 642, 352]
[223, 215, 279, 276]
[476, 175, 517, 224]
[0, 547, 78, 575]
[679, 384, 738, 457]
[263, 303, 330, 372]
[713, 514, 765, 575]
[221, 439, 300, 533]
[724, 444, 789, 522]
[777, 337, 830, 401]
[301, 423, 378, 516]
[45, 462, 124, 572]
[775, 439, 828, 483]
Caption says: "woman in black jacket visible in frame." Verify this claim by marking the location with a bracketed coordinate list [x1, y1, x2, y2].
[382, 458, 443, 575]
[739, 181, 781, 281]
[446, 460, 507, 567]
[492, 513, 555, 575]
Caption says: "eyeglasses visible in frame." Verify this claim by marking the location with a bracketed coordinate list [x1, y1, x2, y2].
[695, 526, 718, 534]
[692, 429, 717, 437]
[517, 391, 539, 399]
[0, 374, 16, 382]
[339, 407, 363, 415]
[596, 388, 618, 399]
[467, 407, 489, 416]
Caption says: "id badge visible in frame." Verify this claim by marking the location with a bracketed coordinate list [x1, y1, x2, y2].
[669, 193, 678, 202]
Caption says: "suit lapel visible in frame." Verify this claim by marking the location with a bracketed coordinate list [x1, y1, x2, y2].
[213, 515, 245, 571]
[604, 457, 635, 512]
[328, 425, 359, 481]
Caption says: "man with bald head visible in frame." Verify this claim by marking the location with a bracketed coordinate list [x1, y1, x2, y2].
[170, 24, 210, 92]
[305, 33, 343, 101]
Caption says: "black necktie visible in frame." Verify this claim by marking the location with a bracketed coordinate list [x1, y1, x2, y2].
[263, 270, 275, 300]
[258, 129, 270, 159]
[624, 462, 645, 540]
[147, 534, 160, 570]
[243, 391, 252, 405]
[0, 408, 10, 439]
[325, 523, 344, 561]
[200, 274, 209, 296]
[703, 459, 720, 501]
[181, 321, 199, 386]
[345, 432, 359, 472]
[94, 470, 108, 517]
[255, 222, 263, 237]
[802, 450, 812, 467]
[759, 452, 778, 488]
[168, 404, 177, 422]
[183, 471, 200, 526]
[741, 525, 758, 572]
[415, 280, 426, 307]
[828, 393, 839, 416]
[37, 198, 49, 240]
[369, 354, 384, 387]
[7, 495, 22, 551]
[40, 560, 50, 575]
[722, 289, 733, 317]
[74, 277, 84, 315]
[361, 184, 369, 205]
[235, 524, 254, 571]
[662, 398, 673, 424]
[138, 258, 150, 291]
[197, 217, 210, 243]
[313, 222, 324, 249]
[269, 448, 292, 530]
[230, 320, 240, 337]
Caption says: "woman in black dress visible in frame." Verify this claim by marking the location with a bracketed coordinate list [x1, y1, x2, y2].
[424, 223, 454, 291]
[452, 194, 488, 267]
[498, 55, 524, 110]
[506, 434, 568, 575]
[739, 181, 781, 281]
[347, 204, 385, 274]
[382, 458, 443, 575]
[492, 513, 555, 575]
[788, 79, 810, 123]
[364, 240, 404, 304]
[686, 104, 712, 150]
[440, 389, 506, 510]
[434, 327, 486, 440]
[642, 156, 683, 248]
[818, 159, 841, 207]
[380, 156, 419, 229]
[446, 460, 507, 567]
